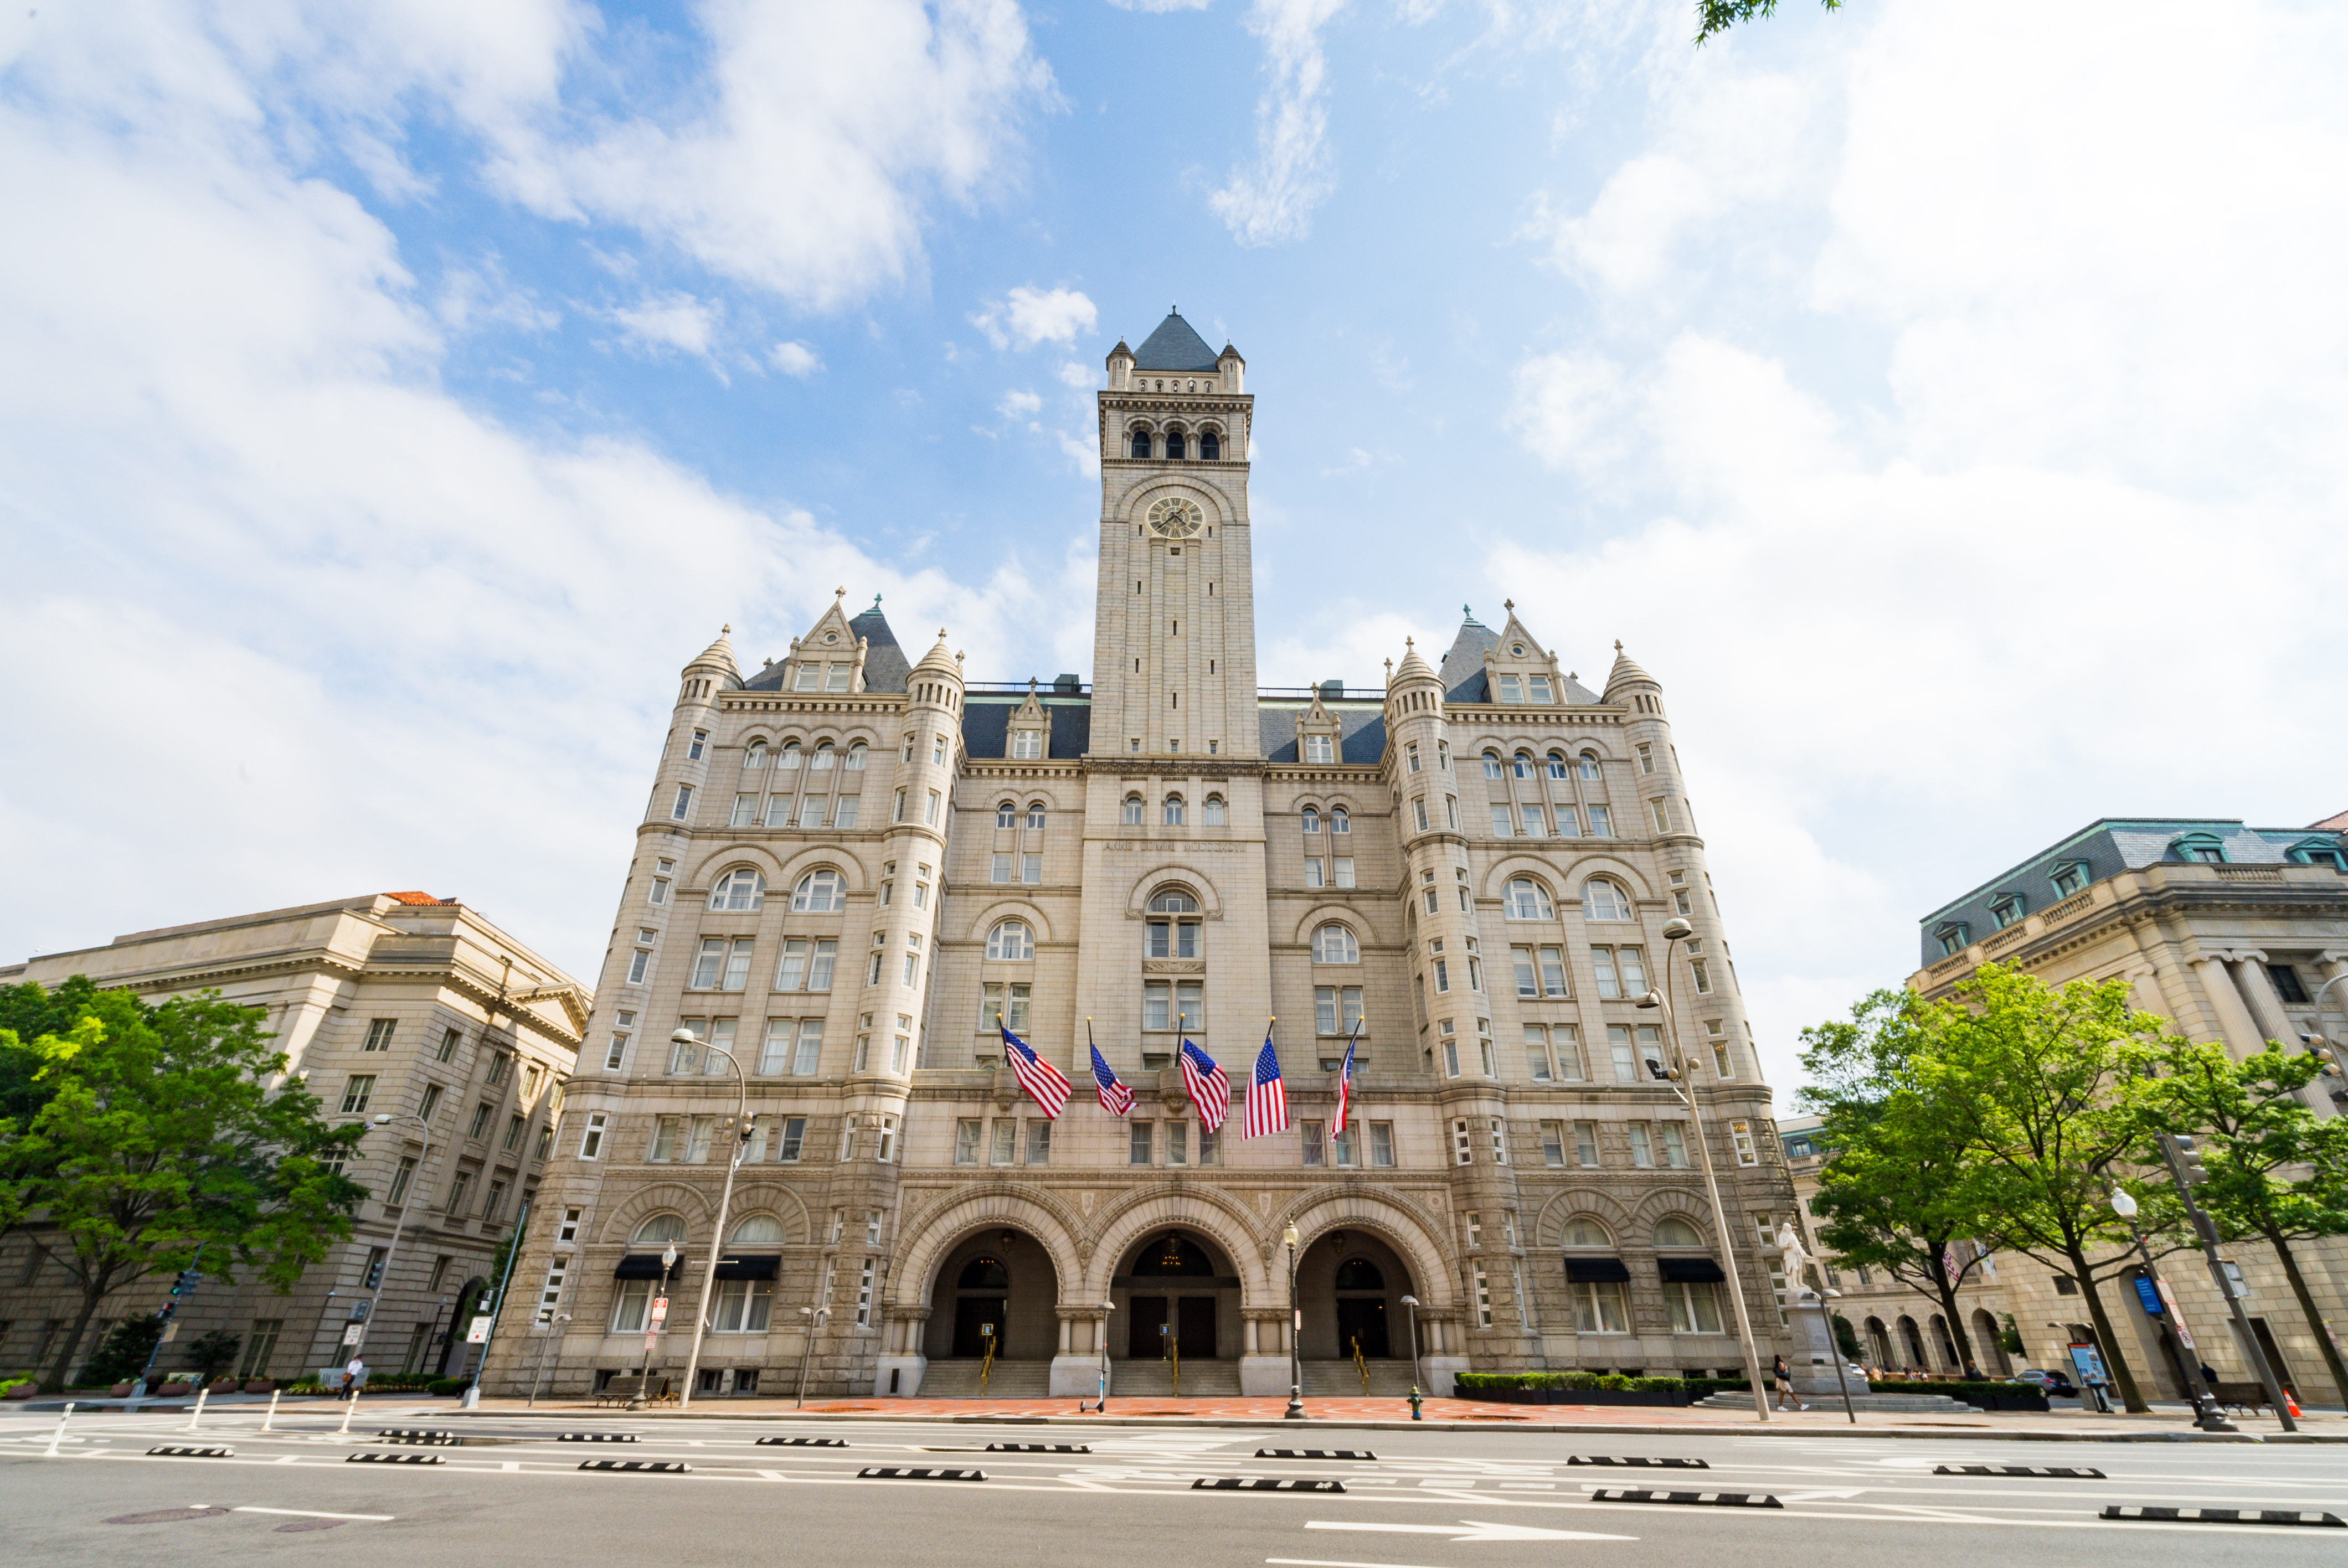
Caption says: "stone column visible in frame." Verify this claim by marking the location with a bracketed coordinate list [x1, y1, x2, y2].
[1050, 1306, 1109, 1397]
[2190, 955, 2268, 1056]
[2228, 952, 2296, 1050]
[874, 1306, 929, 1397]
[1239, 1307, 1293, 1396]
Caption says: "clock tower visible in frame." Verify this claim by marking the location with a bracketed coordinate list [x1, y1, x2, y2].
[1089, 309, 1256, 760]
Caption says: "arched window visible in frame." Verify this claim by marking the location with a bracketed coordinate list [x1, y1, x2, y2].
[996, 801, 1017, 829]
[1513, 751, 1532, 779]
[1165, 430, 1187, 460]
[791, 869, 845, 912]
[1149, 890, 1198, 911]
[1301, 806, 1321, 834]
[1654, 1217, 1704, 1249]
[730, 1214, 787, 1245]
[1163, 794, 1185, 826]
[708, 868, 765, 912]
[1200, 430, 1220, 459]
[1146, 889, 1201, 963]
[1330, 807, 1349, 834]
[1122, 795, 1145, 826]
[958, 1256, 1010, 1290]
[1546, 751, 1568, 780]
[1482, 751, 1503, 778]
[1578, 751, 1600, 780]
[632, 1214, 687, 1246]
[986, 920, 1034, 961]
[1506, 878, 1554, 920]
[1131, 429, 1152, 459]
[745, 741, 768, 769]
[1313, 924, 1360, 964]
[2171, 832, 2227, 864]
[1026, 802, 1047, 831]
[1202, 794, 1227, 826]
[778, 740, 802, 771]
[1562, 1217, 1613, 1249]
[844, 742, 866, 771]
[1333, 1258, 1384, 1290]
[810, 742, 835, 771]
[1582, 878, 1631, 921]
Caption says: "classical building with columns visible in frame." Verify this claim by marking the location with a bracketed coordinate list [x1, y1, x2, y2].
[483, 310, 1802, 1401]
[1908, 816, 2348, 1401]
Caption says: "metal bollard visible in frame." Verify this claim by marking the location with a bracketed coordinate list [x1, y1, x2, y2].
[44, 1402, 75, 1457]
[338, 1386, 361, 1435]
[261, 1388, 281, 1433]
[187, 1386, 209, 1432]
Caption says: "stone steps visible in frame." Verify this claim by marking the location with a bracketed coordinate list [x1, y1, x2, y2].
[918, 1359, 1052, 1397]
[1110, 1359, 1243, 1397]
[1301, 1359, 1420, 1396]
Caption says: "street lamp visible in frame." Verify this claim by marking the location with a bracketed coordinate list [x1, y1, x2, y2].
[1635, 914, 1770, 1423]
[1399, 1294, 1423, 1396]
[629, 1241, 679, 1411]
[348, 1110, 433, 1376]
[675, 1027, 752, 1410]
[1096, 1299, 1114, 1412]
[1283, 1223, 1305, 1420]
[794, 1304, 831, 1409]
[2108, 1187, 2238, 1432]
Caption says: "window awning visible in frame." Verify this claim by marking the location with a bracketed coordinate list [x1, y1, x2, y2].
[1565, 1257, 1631, 1283]
[714, 1254, 780, 1281]
[614, 1253, 686, 1280]
[1659, 1256, 1726, 1284]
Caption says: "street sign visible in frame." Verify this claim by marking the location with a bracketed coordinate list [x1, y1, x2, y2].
[2156, 1282, 2196, 1349]
[2132, 1277, 2164, 1316]
[342, 1324, 365, 1348]
[2220, 1261, 2252, 1300]
[642, 1332, 660, 1354]
[158, 1322, 180, 1344]
[649, 1297, 669, 1325]
[465, 1316, 494, 1345]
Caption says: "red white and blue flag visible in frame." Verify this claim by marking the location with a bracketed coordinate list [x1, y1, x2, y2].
[1243, 1028, 1289, 1138]
[1001, 1026, 1071, 1119]
[1331, 1022, 1360, 1139]
[1088, 1022, 1134, 1116]
[1180, 1038, 1229, 1134]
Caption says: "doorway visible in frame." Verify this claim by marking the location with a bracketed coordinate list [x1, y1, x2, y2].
[1178, 1296, 1216, 1359]
[953, 1296, 1005, 1358]
[1129, 1296, 1168, 1359]
[1336, 1297, 1389, 1358]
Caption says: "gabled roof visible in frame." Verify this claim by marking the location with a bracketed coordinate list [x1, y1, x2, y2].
[1133, 311, 1222, 372]
[848, 606, 908, 693]
[1439, 613, 1499, 703]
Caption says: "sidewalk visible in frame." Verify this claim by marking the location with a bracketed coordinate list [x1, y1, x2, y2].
[448, 1391, 2344, 1441]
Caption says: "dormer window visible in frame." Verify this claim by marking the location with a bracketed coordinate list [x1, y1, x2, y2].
[1988, 895, 2026, 930]
[1497, 674, 1522, 702]
[2171, 833, 2227, 864]
[794, 662, 820, 691]
[1011, 729, 1042, 759]
[1528, 675, 1552, 703]
[2289, 840, 2347, 870]
[1304, 734, 1335, 764]
[1935, 923, 1969, 957]
[2050, 860, 2090, 897]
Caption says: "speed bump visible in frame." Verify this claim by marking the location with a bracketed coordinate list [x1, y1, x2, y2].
[1589, 1488, 1780, 1509]
[2100, 1506, 2341, 1527]
[1194, 1477, 1346, 1493]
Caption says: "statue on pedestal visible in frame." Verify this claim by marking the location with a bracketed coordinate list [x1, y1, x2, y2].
[1775, 1220, 1822, 1298]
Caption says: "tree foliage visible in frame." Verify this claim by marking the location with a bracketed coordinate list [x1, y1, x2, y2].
[1, 984, 368, 1389]
[76, 1316, 165, 1388]
[1696, 0, 1845, 45]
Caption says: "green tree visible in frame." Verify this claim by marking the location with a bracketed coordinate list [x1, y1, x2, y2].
[1918, 964, 2178, 1412]
[1696, 0, 1845, 44]
[2133, 1041, 2348, 1404]
[1, 987, 367, 1390]
[77, 1316, 165, 1387]
[183, 1329, 243, 1384]
[1798, 988, 1998, 1374]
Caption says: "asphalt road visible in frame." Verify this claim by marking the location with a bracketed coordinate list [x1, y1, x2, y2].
[5, 1406, 2343, 1567]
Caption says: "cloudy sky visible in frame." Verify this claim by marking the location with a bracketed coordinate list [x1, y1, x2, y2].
[4, 0, 2342, 1090]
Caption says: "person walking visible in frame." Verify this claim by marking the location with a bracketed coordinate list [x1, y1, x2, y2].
[1772, 1354, 1805, 1411]
[342, 1355, 368, 1401]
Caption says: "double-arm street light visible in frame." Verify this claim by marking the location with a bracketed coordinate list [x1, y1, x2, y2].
[1635, 915, 1770, 1422]
[673, 1026, 751, 1410]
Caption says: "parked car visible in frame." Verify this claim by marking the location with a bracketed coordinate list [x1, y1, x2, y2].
[2016, 1368, 2079, 1397]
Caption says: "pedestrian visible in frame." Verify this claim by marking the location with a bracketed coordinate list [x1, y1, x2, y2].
[343, 1354, 368, 1400]
[1772, 1354, 1805, 1411]
[1963, 1360, 1982, 1381]
[2198, 1362, 2218, 1386]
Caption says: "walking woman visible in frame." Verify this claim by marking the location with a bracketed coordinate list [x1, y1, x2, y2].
[1773, 1354, 1805, 1411]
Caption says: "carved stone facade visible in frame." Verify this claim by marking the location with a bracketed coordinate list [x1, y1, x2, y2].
[482, 311, 1801, 1401]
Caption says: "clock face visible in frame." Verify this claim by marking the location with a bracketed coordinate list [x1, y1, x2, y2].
[1147, 497, 1203, 538]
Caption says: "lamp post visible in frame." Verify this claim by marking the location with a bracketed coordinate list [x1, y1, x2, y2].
[629, 1242, 678, 1411]
[794, 1304, 831, 1408]
[526, 1312, 569, 1407]
[348, 1111, 433, 1375]
[1096, 1299, 1114, 1412]
[1283, 1223, 1305, 1420]
[1636, 915, 1769, 1423]
[2108, 1185, 2250, 1432]
[1399, 1294, 1423, 1396]
[675, 1027, 751, 1409]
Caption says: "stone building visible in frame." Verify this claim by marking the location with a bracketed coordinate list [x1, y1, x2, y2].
[0, 894, 586, 1387]
[483, 310, 1803, 1401]
[1906, 816, 2348, 1401]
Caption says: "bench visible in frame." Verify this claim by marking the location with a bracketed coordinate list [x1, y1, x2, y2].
[2208, 1381, 2273, 1415]
[594, 1375, 672, 1407]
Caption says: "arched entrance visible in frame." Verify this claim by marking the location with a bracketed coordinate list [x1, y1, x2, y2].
[1295, 1230, 1414, 1361]
[921, 1228, 1059, 1363]
[1971, 1309, 2011, 1376]
[1114, 1229, 1238, 1361]
[1865, 1316, 1893, 1369]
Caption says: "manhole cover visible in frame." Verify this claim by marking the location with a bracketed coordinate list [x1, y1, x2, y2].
[105, 1508, 226, 1526]
[275, 1519, 347, 1533]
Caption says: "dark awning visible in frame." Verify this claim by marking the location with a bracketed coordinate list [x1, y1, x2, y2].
[1659, 1257, 1727, 1283]
[1565, 1257, 1631, 1283]
[714, 1254, 780, 1281]
[614, 1253, 687, 1280]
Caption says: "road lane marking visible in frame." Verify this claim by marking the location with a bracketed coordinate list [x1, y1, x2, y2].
[231, 1507, 394, 1521]
[1270, 1558, 1455, 1568]
[1308, 1520, 1635, 1542]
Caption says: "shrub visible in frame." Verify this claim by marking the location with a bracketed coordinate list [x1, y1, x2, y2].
[0, 1376, 35, 1400]
[79, 1318, 165, 1389]
[426, 1378, 473, 1397]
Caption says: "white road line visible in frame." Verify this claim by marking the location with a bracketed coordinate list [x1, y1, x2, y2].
[1268, 1558, 1456, 1568]
[231, 1507, 394, 1521]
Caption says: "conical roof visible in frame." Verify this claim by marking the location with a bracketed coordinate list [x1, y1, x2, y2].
[1133, 310, 1221, 372]
[1393, 637, 1437, 685]
[911, 628, 960, 679]
[685, 624, 739, 677]
[1603, 641, 1654, 698]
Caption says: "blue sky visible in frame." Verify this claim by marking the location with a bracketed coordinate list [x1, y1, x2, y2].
[5, 0, 2345, 1090]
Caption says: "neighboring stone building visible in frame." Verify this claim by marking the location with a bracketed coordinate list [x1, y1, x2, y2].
[484, 310, 1803, 1402]
[0, 894, 587, 1386]
[1906, 817, 2348, 1400]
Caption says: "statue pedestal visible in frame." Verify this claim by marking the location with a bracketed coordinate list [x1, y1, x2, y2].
[1788, 1292, 1848, 1399]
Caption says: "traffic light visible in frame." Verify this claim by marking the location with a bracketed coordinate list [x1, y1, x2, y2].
[2165, 1133, 2210, 1185]
[157, 1266, 202, 1322]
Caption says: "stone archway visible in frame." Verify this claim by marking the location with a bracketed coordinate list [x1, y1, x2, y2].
[1292, 1229, 1414, 1361]
[1113, 1228, 1240, 1364]
[921, 1227, 1060, 1363]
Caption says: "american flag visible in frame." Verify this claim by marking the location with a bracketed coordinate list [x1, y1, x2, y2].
[1089, 1029, 1134, 1117]
[1331, 1023, 1359, 1138]
[1001, 1027, 1070, 1119]
[1243, 1029, 1289, 1138]
[1180, 1038, 1229, 1134]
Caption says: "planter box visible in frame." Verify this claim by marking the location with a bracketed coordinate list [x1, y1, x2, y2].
[1948, 1390, 2050, 1412]
[243, 1380, 275, 1394]
[1454, 1386, 1693, 1407]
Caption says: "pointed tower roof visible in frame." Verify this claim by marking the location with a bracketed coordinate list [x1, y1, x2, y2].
[685, 624, 739, 678]
[1438, 608, 1499, 701]
[847, 598, 908, 693]
[1603, 640, 1656, 700]
[911, 627, 960, 680]
[1133, 309, 1221, 372]
[1393, 636, 1438, 685]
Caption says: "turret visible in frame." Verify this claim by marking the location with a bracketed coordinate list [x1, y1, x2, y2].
[1218, 341, 1245, 394]
[652, 625, 736, 828]
[1106, 338, 1134, 391]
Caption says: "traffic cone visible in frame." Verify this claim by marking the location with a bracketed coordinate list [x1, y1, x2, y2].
[2284, 1388, 2302, 1420]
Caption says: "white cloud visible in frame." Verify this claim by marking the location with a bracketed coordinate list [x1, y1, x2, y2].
[1502, 0, 2348, 1086]
[971, 284, 1098, 349]
[609, 291, 720, 357]
[1055, 360, 1096, 388]
[997, 388, 1044, 419]
[1106, 0, 1214, 12]
[770, 339, 824, 377]
[1211, 0, 1351, 245]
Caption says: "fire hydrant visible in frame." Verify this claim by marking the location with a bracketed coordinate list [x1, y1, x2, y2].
[1407, 1386, 1424, 1421]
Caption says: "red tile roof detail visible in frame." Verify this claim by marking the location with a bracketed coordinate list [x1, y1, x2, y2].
[383, 890, 453, 905]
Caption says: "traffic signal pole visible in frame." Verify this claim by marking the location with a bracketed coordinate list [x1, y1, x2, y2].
[134, 1244, 206, 1397]
[2161, 1133, 2296, 1432]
